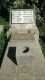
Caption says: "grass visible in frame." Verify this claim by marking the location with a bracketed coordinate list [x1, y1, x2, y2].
[38, 25, 45, 33]
[38, 24, 45, 58]
[0, 16, 10, 67]
[0, 16, 9, 25]
[39, 37, 45, 58]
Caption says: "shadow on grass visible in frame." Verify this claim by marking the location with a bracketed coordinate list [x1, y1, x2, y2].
[0, 35, 11, 68]
[39, 35, 45, 58]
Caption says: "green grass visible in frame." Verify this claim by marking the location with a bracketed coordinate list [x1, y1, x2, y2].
[39, 37, 45, 58]
[0, 16, 9, 25]
[0, 16, 9, 58]
[37, 24, 45, 58]
[38, 25, 45, 33]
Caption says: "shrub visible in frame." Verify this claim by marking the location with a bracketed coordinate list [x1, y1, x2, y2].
[36, 15, 44, 27]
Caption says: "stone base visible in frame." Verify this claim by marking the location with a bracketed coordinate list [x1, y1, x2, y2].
[6, 39, 41, 65]
[6, 24, 39, 65]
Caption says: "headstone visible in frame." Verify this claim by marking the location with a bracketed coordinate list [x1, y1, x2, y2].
[7, 9, 39, 65]
[11, 10, 35, 24]
[9, 9, 39, 40]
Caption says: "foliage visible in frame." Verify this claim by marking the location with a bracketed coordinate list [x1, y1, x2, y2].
[4, 25, 10, 33]
[13, 0, 25, 9]
[0, 33, 5, 57]
[0, 25, 10, 58]
[40, 1, 45, 21]
[36, 15, 44, 27]
[38, 24, 45, 33]
[0, 16, 9, 25]
[39, 37, 45, 58]
[0, 0, 45, 24]
[0, 25, 10, 62]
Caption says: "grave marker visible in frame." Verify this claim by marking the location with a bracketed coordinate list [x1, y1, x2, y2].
[11, 9, 35, 24]
[10, 9, 36, 30]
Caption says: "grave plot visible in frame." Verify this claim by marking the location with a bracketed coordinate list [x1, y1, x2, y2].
[6, 9, 39, 65]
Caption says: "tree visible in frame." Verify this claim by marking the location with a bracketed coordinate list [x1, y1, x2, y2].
[13, 0, 25, 9]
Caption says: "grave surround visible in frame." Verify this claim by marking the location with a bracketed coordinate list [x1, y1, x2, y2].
[7, 9, 39, 65]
